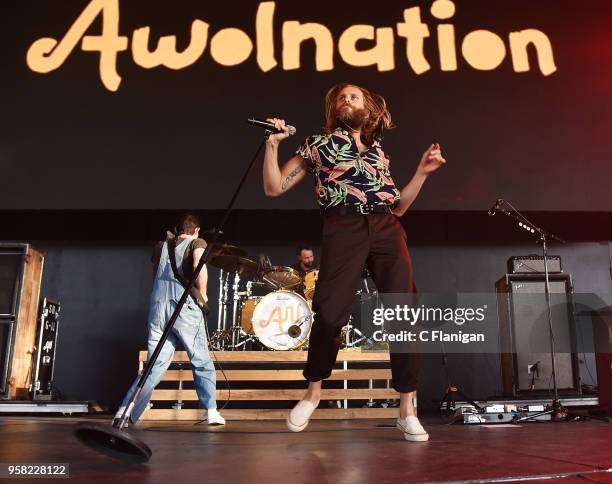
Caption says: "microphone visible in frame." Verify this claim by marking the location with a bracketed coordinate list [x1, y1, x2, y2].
[248, 118, 296, 136]
[487, 198, 503, 217]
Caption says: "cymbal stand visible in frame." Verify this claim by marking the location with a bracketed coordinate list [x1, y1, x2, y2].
[349, 274, 377, 348]
[227, 274, 258, 350]
[210, 270, 231, 350]
[216, 269, 225, 332]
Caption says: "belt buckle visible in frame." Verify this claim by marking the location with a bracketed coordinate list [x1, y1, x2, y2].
[358, 205, 371, 215]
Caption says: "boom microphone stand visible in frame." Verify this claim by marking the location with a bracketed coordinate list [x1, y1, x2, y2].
[74, 132, 272, 462]
[488, 199, 568, 422]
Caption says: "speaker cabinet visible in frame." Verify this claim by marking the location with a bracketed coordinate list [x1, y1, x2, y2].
[0, 243, 44, 399]
[592, 307, 612, 410]
[496, 273, 579, 397]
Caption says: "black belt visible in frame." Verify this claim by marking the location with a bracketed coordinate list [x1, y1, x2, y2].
[323, 204, 394, 216]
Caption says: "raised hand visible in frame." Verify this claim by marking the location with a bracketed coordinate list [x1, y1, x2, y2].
[417, 143, 446, 176]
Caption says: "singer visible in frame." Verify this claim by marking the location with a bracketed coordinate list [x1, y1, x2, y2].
[262, 83, 446, 441]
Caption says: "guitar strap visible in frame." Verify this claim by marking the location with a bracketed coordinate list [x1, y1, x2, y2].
[167, 238, 207, 311]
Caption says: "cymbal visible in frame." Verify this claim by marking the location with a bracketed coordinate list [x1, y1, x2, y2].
[211, 255, 259, 276]
[209, 243, 247, 257]
[263, 266, 302, 289]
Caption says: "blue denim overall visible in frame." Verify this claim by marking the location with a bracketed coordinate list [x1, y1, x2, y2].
[120, 236, 217, 422]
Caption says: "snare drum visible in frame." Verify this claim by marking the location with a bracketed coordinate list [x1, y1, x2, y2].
[262, 266, 302, 290]
[251, 290, 313, 350]
[303, 269, 319, 300]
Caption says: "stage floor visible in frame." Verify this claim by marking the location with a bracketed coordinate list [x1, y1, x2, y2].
[0, 416, 611, 483]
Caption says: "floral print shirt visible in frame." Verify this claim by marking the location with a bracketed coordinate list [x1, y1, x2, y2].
[296, 127, 401, 210]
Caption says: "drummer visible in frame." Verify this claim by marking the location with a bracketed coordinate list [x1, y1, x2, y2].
[290, 245, 317, 278]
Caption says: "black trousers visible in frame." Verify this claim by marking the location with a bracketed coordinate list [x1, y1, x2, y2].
[304, 212, 420, 393]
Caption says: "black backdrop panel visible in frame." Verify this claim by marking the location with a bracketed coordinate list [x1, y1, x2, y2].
[2, 0, 611, 210]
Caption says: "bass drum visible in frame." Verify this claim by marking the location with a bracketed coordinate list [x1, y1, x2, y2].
[251, 290, 313, 350]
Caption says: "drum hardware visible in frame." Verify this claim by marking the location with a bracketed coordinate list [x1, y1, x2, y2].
[355, 268, 378, 302]
[361, 266, 371, 279]
[231, 332, 260, 350]
[222, 272, 230, 331]
[211, 269, 233, 350]
[340, 272, 379, 348]
[209, 253, 261, 350]
[230, 272, 247, 350]
[216, 269, 225, 333]
[209, 329, 231, 351]
[341, 316, 367, 348]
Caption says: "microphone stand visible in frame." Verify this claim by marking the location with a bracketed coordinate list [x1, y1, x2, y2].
[74, 132, 272, 462]
[439, 340, 484, 423]
[490, 200, 569, 422]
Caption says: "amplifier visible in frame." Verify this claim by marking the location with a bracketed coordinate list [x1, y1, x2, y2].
[495, 273, 578, 397]
[592, 307, 612, 410]
[507, 255, 562, 274]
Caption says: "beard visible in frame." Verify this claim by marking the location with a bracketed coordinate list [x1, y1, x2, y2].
[336, 106, 369, 131]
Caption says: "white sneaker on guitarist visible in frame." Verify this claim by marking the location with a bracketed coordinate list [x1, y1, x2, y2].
[206, 408, 226, 425]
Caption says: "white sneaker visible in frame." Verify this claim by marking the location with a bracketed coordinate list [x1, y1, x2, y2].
[396, 416, 429, 442]
[207, 408, 226, 426]
[286, 400, 316, 432]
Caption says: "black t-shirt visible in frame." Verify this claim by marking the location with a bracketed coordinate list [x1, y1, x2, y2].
[290, 262, 307, 278]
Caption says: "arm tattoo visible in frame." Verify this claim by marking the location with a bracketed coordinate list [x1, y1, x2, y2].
[281, 163, 304, 190]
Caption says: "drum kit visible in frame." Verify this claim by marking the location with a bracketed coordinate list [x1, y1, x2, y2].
[206, 242, 378, 351]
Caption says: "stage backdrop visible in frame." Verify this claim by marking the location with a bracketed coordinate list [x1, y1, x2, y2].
[2, 0, 610, 211]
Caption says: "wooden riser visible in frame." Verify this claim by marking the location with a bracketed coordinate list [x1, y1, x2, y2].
[151, 388, 398, 400]
[139, 349, 396, 420]
[139, 350, 391, 363]
[140, 407, 398, 421]
[163, 369, 392, 381]
[8, 246, 44, 400]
